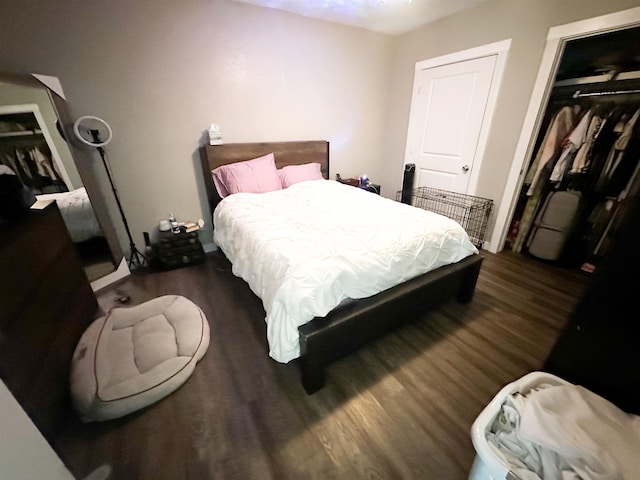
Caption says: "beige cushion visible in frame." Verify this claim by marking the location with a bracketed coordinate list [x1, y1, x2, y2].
[70, 295, 210, 422]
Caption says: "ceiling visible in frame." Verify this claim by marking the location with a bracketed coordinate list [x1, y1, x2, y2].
[234, 0, 487, 35]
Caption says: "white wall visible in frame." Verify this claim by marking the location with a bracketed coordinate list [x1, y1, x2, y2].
[383, 0, 640, 246]
[0, 380, 74, 480]
[0, 0, 391, 248]
[2, 0, 640, 248]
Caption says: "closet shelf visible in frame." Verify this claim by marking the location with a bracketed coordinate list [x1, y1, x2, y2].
[0, 129, 42, 139]
[572, 88, 640, 98]
[554, 70, 640, 88]
[551, 76, 640, 101]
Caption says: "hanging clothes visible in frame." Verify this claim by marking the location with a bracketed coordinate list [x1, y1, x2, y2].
[0, 145, 68, 194]
[550, 109, 592, 183]
[14, 148, 38, 187]
[513, 105, 580, 252]
[0, 113, 69, 194]
[596, 107, 640, 195]
[525, 105, 580, 196]
[569, 111, 606, 175]
[582, 106, 626, 193]
[32, 144, 62, 183]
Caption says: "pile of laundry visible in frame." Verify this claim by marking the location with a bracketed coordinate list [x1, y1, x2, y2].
[487, 383, 640, 480]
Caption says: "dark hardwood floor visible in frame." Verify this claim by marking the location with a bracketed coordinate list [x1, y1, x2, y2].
[54, 250, 590, 480]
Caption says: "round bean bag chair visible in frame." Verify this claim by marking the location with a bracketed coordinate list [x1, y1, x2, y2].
[70, 295, 210, 422]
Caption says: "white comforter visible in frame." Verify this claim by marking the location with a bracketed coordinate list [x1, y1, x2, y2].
[36, 187, 103, 242]
[213, 180, 478, 363]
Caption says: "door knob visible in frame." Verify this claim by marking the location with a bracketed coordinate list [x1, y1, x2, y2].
[462, 165, 470, 173]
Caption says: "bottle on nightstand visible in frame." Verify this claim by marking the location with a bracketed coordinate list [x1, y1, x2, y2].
[168, 212, 180, 234]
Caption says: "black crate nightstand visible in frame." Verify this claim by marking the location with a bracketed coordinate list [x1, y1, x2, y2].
[154, 230, 205, 270]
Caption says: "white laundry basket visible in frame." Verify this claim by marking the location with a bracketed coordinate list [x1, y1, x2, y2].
[468, 371, 571, 480]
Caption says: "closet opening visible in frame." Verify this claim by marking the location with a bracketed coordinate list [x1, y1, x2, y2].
[505, 25, 640, 275]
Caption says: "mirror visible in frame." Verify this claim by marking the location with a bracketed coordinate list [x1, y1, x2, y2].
[0, 73, 122, 282]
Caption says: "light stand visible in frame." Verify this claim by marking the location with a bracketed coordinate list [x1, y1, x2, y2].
[89, 129, 146, 270]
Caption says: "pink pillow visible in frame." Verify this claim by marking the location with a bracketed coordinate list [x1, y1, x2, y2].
[211, 153, 282, 198]
[278, 163, 324, 188]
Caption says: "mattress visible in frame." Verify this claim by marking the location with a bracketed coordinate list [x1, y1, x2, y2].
[213, 179, 478, 363]
[36, 187, 103, 242]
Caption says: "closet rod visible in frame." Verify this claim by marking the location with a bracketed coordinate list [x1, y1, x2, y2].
[573, 88, 640, 99]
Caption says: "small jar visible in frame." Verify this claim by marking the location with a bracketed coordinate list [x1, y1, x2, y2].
[169, 212, 180, 234]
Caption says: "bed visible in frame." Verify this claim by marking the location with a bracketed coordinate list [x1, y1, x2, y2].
[35, 187, 103, 243]
[200, 141, 483, 393]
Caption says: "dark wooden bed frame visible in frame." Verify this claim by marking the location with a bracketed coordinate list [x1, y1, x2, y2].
[200, 141, 483, 394]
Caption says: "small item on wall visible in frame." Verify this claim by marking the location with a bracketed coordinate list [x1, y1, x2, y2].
[208, 124, 223, 145]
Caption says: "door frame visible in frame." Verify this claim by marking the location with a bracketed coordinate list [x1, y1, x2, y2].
[492, 6, 640, 253]
[407, 39, 511, 197]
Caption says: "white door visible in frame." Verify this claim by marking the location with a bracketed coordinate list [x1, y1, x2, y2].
[404, 55, 497, 193]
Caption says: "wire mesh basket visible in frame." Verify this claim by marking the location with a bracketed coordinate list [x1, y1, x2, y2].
[397, 187, 493, 249]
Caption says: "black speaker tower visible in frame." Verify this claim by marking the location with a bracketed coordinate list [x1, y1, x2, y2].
[401, 163, 415, 204]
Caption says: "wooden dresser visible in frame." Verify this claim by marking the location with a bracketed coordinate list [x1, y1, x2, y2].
[0, 202, 98, 443]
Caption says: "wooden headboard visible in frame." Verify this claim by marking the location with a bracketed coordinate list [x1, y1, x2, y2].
[199, 140, 329, 216]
